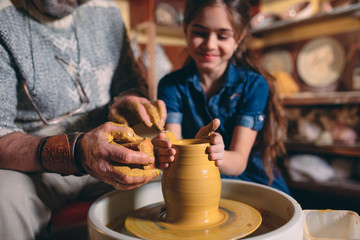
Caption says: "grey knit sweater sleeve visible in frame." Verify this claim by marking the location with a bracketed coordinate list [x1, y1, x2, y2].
[0, 0, 148, 136]
[0, 35, 21, 135]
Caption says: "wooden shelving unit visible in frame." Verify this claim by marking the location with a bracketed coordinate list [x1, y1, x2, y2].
[251, 3, 360, 36]
[249, 3, 360, 49]
[250, 2, 360, 213]
[283, 91, 360, 160]
[131, 22, 185, 46]
[128, 2, 360, 49]
[287, 179, 360, 198]
[282, 91, 360, 106]
[285, 142, 360, 158]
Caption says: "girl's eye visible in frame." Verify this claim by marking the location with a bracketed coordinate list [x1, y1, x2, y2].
[192, 31, 207, 37]
[218, 35, 229, 40]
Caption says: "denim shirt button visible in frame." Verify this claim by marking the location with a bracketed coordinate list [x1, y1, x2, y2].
[258, 115, 264, 121]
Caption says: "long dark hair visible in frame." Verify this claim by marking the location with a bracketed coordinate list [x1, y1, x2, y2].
[183, 0, 287, 184]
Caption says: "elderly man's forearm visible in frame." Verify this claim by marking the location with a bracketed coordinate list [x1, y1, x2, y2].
[0, 132, 42, 172]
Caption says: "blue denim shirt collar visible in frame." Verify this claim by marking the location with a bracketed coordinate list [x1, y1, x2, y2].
[225, 61, 246, 87]
[185, 61, 202, 92]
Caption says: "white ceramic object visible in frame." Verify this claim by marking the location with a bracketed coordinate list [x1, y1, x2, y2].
[88, 179, 303, 240]
[297, 37, 346, 88]
[261, 49, 294, 75]
[282, 1, 314, 20]
[303, 210, 360, 240]
[250, 12, 280, 29]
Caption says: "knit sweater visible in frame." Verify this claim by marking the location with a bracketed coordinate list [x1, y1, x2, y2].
[0, 0, 147, 136]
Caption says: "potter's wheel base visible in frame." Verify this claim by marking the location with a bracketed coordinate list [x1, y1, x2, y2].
[124, 199, 262, 240]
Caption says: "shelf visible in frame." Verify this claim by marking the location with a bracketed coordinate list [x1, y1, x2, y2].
[287, 179, 360, 199]
[251, 3, 360, 36]
[130, 21, 186, 46]
[281, 91, 360, 106]
[129, 4, 360, 48]
[285, 141, 360, 157]
[249, 3, 360, 49]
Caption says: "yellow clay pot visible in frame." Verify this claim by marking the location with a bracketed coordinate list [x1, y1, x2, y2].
[161, 139, 225, 229]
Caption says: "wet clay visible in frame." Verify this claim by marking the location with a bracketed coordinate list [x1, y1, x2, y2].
[122, 139, 262, 239]
[124, 199, 261, 239]
[145, 101, 164, 130]
[107, 123, 159, 178]
[105, 123, 143, 144]
[161, 139, 225, 229]
[112, 137, 159, 178]
[108, 101, 164, 130]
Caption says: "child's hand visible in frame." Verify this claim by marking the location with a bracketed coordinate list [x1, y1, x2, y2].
[195, 118, 220, 138]
[152, 131, 176, 169]
[195, 118, 224, 166]
[207, 132, 225, 166]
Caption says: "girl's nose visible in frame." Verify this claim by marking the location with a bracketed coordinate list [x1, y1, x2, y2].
[203, 33, 217, 50]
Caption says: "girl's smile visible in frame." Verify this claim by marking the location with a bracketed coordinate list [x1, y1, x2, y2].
[198, 52, 219, 60]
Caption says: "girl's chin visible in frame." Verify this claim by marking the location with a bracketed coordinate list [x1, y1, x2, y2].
[195, 61, 225, 72]
[195, 60, 215, 68]
[196, 64, 214, 72]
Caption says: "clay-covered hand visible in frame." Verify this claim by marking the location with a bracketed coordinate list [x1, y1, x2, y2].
[77, 122, 159, 190]
[195, 118, 225, 166]
[152, 131, 177, 169]
[108, 95, 166, 131]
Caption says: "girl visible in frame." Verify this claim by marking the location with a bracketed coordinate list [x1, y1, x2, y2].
[154, 0, 289, 193]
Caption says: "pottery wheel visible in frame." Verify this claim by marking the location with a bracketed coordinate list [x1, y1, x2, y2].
[125, 198, 262, 240]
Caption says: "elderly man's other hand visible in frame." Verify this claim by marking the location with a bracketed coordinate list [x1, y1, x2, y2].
[77, 122, 159, 190]
[108, 95, 166, 131]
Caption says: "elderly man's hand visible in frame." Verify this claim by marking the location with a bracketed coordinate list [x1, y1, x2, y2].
[108, 95, 166, 131]
[77, 122, 159, 190]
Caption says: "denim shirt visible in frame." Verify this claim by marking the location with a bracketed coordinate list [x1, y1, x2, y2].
[158, 61, 269, 148]
[158, 61, 290, 194]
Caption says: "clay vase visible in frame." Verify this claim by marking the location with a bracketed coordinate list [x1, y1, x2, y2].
[161, 139, 225, 229]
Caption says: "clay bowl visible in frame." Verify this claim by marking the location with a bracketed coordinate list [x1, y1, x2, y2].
[88, 179, 303, 240]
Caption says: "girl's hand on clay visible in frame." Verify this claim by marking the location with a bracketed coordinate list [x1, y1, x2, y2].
[207, 132, 225, 166]
[152, 131, 176, 169]
[195, 118, 224, 166]
[195, 118, 220, 138]
[108, 95, 166, 131]
[77, 122, 159, 191]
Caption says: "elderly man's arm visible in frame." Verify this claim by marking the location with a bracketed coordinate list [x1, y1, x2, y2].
[0, 132, 42, 172]
[0, 123, 159, 190]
